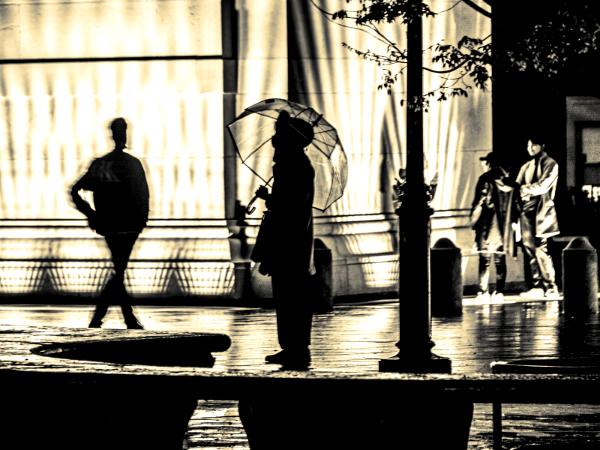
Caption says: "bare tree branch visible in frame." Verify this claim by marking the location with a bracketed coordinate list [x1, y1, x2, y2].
[309, 0, 400, 49]
[365, 22, 400, 50]
[431, 0, 463, 15]
[309, 0, 600, 109]
[424, 59, 468, 74]
[305, 2, 488, 108]
[462, 0, 492, 18]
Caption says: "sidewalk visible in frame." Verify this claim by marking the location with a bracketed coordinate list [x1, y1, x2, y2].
[0, 296, 598, 449]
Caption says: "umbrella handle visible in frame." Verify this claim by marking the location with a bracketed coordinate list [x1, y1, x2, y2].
[246, 194, 258, 215]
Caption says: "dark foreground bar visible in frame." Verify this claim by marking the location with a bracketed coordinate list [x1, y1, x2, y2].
[2, 326, 600, 449]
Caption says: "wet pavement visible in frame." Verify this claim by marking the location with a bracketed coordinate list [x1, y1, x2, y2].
[1, 296, 599, 449]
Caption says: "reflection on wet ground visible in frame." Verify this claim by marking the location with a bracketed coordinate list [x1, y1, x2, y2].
[0, 297, 599, 449]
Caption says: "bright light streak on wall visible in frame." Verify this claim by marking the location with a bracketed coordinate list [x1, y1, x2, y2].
[126, 262, 172, 296]
[0, 262, 44, 294]
[57, 240, 106, 260]
[0, 0, 225, 220]
[0, 1, 237, 297]
[290, 0, 492, 215]
[0, 62, 226, 220]
[342, 233, 396, 256]
[288, 1, 406, 218]
[423, 0, 492, 211]
[5, 1, 221, 59]
[174, 263, 235, 296]
[0, 239, 54, 260]
[0, 260, 110, 295]
[362, 255, 399, 289]
[324, 214, 393, 235]
[50, 262, 112, 295]
[0, 232, 235, 296]
[235, 0, 288, 210]
[0, 258, 236, 297]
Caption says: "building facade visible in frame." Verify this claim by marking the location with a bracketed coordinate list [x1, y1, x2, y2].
[0, 0, 504, 300]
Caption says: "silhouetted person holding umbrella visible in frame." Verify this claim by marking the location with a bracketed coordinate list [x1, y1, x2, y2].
[254, 111, 315, 370]
[71, 117, 149, 329]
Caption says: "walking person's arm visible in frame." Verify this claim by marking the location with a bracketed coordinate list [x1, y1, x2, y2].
[495, 173, 516, 193]
[520, 158, 558, 197]
[70, 170, 98, 230]
[135, 159, 150, 229]
[470, 176, 488, 227]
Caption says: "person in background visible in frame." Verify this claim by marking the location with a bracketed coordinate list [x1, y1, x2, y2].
[70, 117, 149, 329]
[470, 152, 514, 302]
[515, 135, 560, 299]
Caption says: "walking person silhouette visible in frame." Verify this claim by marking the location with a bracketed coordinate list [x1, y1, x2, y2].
[71, 118, 149, 329]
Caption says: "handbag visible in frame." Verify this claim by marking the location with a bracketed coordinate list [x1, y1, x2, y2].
[251, 210, 274, 276]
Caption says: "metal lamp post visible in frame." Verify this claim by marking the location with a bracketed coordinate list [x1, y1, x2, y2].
[379, 2, 451, 373]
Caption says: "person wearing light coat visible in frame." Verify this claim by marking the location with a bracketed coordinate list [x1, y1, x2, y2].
[515, 136, 560, 299]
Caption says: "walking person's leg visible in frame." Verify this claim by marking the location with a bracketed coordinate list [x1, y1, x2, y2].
[475, 230, 491, 301]
[478, 254, 491, 290]
[520, 212, 544, 296]
[105, 233, 143, 329]
[534, 237, 558, 295]
[89, 275, 112, 328]
[492, 245, 507, 302]
[89, 236, 120, 328]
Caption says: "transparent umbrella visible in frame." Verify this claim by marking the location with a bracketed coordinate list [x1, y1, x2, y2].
[227, 98, 347, 212]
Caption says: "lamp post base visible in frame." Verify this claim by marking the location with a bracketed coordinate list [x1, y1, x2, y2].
[379, 352, 452, 373]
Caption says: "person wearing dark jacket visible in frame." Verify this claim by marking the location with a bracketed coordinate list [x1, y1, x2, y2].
[470, 152, 514, 302]
[71, 117, 149, 329]
[515, 136, 560, 299]
[255, 111, 315, 370]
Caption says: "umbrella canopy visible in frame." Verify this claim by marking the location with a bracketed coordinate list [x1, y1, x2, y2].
[227, 98, 347, 212]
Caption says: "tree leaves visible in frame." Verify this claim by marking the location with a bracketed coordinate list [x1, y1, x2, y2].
[504, 2, 600, 77]
[327, 0, 492, 109]
[318, 0, 600, 109]
[333, 0, 434, 25]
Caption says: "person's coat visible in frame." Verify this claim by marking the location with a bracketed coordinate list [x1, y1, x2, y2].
[516, 151, 559, 238]
[470, 167, 516, 256]
[269, 147, 315, 276]
[71, 151, 150, 235]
